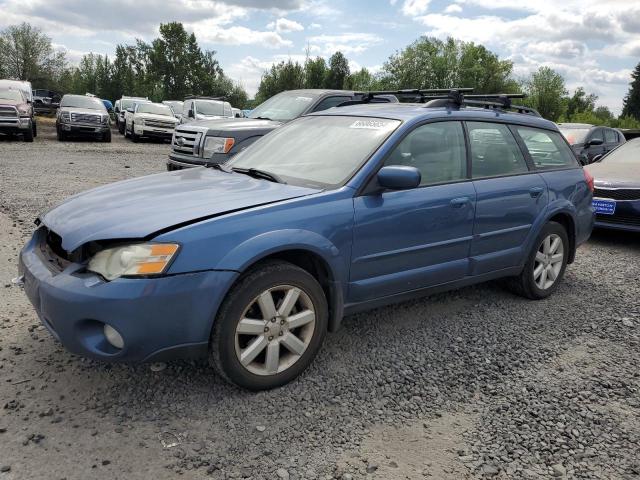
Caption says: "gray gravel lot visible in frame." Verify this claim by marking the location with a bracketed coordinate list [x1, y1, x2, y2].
[0, 122, 639, 480]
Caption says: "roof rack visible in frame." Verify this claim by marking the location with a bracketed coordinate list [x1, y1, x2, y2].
[336, 88, 475, 107]
[184, 95, 225, 101]
[423, 90, 541, 116]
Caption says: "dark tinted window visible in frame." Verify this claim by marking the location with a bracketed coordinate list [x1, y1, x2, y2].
[467, 122, 528, 178]
[604, 129, 618, 143]
[312, 96, 351, 112]
[385, 122, 467, 185]
[515, 127, 578, 169]
[590, 128, 604, 142]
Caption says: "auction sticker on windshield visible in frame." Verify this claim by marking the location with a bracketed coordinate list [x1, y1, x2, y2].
[350, 120, 391, 129]
[593, 199, 616, 215]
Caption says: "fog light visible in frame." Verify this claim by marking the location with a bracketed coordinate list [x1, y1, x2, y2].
[104, 324, 124, 349]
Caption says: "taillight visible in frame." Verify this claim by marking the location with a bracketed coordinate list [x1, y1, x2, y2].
[583, 168, 594, 192]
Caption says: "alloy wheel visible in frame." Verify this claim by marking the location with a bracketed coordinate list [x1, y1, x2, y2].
[533, 233, 564, 290]
[234, 285, 316, 376]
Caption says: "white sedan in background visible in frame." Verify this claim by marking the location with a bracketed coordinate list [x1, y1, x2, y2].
[125, 102, 179, 142]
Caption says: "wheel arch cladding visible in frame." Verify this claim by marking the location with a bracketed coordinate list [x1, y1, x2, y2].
[547, 212, 577, 264]
[215, 230, 346, 332]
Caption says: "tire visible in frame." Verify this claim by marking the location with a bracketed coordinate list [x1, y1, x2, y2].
[102, 129, 111, 143]
[210, 261, 328, 390]
[505, 221, 569, 300]
[32, 121, 37, 138]
[23, 122, 34, 142]
[131, 124, 139, 143]
[118, 121, 125, 135]
[57, 127, 65, 142]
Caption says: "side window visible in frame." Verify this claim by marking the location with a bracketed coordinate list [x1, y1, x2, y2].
[467, 122, 528, 178]
[514, 127, 578, 169]
[312, 96, 351, 112]
[590, 128, 604, 143]
[384, 121, 467, 186]
[224, 102, 232, 117]
[183, 101, 191, 116]
[604, 129, 617, 144]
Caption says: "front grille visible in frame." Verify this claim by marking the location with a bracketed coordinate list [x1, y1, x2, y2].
[594, 187, 640, 201]
[37, 229, 71, 273]
[71, 113, 101, 124]
[145, 119, 175, 129]
[0, 105, 19, 120]
[596, 213, 640, 227]
[172, 128, 202, 157]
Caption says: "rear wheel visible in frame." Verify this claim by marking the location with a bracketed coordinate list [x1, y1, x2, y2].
[506, 221, 569, 299]
[210, 261, 328, 390]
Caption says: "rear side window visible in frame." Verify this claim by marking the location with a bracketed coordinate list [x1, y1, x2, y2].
[604, 129, 617, 143]
[312, 96, 351, 112]
[384, 121, 467, 186]
[467, 122, 528, 178]
[590, 129, 604, 142]
[514, 127, 579, 169]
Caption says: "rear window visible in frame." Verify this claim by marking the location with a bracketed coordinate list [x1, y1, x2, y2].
[558, 127, 590, 145]
[514, 127, 579, 170]
[604, 129, 618, 143]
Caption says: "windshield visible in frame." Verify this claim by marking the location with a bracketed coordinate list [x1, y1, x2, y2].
[196, 100, 224, 116]
[60, 95, 106, 111]
[137, 103, 173, 116]
[559, 127, 590, 145]
[248, 91, 320, 122]
[601, 138, 639, 164]
[0, 88, 24, 102]
[228, 116, 400, 188]
[164, 101, 183, 112]
[121, 99, 148, 110]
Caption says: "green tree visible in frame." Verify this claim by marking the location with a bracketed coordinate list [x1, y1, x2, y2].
[304, 56, 327, 88]
[255, 59, 305, 103]
[621, 61, 640, 121]
[325, 51, 350, 89]
[0, 22, 67, 89]
[380, 37, 516, 93]
[345, 67, 377, 91]
[566, 87, 598, 118]
[523, 67, 567, 121]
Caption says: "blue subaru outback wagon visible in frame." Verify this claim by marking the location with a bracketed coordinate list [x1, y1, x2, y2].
[19, 91, 594, 390]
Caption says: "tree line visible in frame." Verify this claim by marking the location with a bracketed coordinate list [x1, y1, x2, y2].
[1, 22, 639, 126]
[257, 37, 640, 128]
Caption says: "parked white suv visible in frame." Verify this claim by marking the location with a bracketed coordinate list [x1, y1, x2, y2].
[116, 96, 150, 134]
[181, 96, 235, 124]
[124, 102, 179, 142]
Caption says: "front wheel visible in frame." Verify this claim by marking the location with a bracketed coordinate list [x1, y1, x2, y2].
[102, 129, 111, 142]
[506, 221, 569, 300]
[210, 261, 328, 390]
[23, 122, 34, 142]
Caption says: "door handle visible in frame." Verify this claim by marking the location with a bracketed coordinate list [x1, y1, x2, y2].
[450, 197, 470, 208]
[529, 187, 544, 198]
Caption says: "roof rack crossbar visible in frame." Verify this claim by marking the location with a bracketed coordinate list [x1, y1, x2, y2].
[354, 87, 474, 103]
[421, 90, 541, 117]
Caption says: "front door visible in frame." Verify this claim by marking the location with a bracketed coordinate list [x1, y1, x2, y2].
[349, 121, 476, 303]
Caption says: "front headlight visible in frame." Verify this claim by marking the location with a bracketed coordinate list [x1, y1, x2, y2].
[60, 111, 70, 122]
[203, 136, 235, 158]
[17, 105, 30, 116]
[101, 115, 109, 125]
[87, 243, 179, 280]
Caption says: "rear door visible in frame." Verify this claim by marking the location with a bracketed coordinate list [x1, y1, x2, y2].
[350, 121, 476, 302]
[467, 121, 548, 275]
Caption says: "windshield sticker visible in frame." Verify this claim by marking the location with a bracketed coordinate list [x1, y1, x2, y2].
[350, 120, 389, 129]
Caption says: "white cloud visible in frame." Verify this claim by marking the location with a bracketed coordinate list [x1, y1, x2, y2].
[267, 17, 304, 33]
[444, 4, 462, 14]
[308, 22, 322, 29]
[192, 24, 292, 48]
[401, 0, 430, 16]
[307, 33, 383, 55]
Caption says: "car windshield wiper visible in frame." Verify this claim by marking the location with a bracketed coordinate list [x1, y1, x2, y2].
[232, 167, 284, 184]
[252, 116, 273, 121]
[207, 163, 233, 173]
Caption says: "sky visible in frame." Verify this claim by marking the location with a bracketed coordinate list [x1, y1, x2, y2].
[1, 0, 639, 114]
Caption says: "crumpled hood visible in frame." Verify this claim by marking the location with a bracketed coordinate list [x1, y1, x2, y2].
[585, 162, 640, 188]
[40, 168, 321, 252]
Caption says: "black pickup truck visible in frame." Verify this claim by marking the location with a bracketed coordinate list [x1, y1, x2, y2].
[166, 89, 397, 171]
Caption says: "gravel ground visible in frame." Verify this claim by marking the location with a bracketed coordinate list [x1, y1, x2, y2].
[0, 122, 639, 480]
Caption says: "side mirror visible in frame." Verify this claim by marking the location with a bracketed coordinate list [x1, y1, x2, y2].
[188, 109, 195, 118]
[586, 138, 603, 147]
[377, 166, 421, 190]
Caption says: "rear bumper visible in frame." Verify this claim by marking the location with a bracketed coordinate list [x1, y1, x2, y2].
[19, 229, 238, 363]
